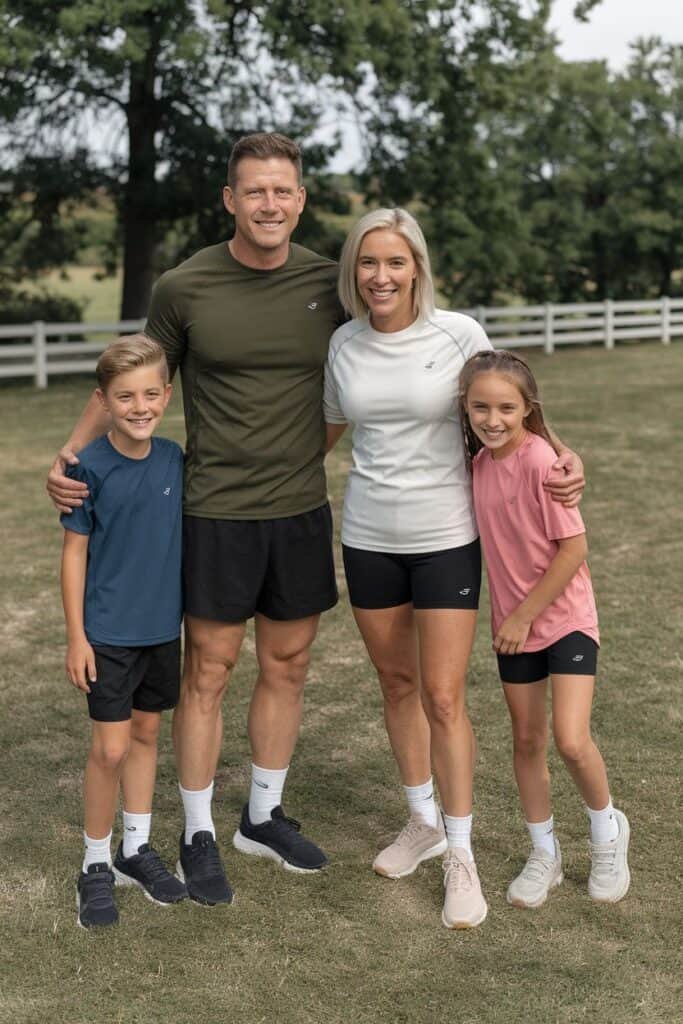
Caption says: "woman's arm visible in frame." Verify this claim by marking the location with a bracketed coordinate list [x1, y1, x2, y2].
[543, 427, 585, 509]
[61, 530, 96, 692]
[493, 533, 588, 655]
[325, 423, 348, 453]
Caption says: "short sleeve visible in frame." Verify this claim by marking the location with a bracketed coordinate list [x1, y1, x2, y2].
[323, 352, 346, 424]
[60, 463, 94, 536]
[144, 272, 186, 379]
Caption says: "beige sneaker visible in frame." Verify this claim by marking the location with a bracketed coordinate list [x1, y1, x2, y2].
[441, 848, 488, 929]
[507, 841, 563, 909]
[372, 816, 447, 879]
[588, 808, 631, 903]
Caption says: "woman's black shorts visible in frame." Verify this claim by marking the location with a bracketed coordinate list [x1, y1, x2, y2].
[342, 539, 481, 610]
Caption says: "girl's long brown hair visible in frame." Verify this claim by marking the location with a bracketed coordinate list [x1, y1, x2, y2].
[458, 350, 553, 471]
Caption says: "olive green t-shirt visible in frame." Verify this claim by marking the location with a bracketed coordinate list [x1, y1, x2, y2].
[145, 242, 344, 519]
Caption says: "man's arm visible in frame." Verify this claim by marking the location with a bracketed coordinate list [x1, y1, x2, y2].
[46, 391, 111, 513]
[543, 425, 585, 509]
[61, 530, 96, 693]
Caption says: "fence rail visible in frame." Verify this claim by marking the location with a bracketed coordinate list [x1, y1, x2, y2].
[1, 297, 681, 388]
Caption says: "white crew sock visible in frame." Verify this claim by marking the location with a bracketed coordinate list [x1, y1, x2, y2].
[122, 810, 152, 858]
[179, 781, 215, 845]
[403, 778, 439, 829]
[248, 763, 288, 825]
[83, 831, 112, 872]
[526, 815, 556, 857]
[443, 813, 473, 860]
[587, 798, 619, 844]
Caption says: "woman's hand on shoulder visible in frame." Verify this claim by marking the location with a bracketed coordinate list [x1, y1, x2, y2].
[544, 449, 585, 508]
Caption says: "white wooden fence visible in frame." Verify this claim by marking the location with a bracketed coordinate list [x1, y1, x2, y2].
[1, 297, 681, 388]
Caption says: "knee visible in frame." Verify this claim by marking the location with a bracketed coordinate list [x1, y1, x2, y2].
[91, 738, 129, 773]
[376, 665, 418, 706]
[512, 725, 547, 760]
[183, 650, 235, 709]
[130, 714, 160, 747]
[554, 730, 591, 766]
[260, 645, 310, 693]
[421, 683, 465, 726]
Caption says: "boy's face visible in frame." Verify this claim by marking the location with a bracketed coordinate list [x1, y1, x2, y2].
[97, 363, 172, 455]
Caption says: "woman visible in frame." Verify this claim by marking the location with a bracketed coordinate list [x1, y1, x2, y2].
[324, 209, 583, 929]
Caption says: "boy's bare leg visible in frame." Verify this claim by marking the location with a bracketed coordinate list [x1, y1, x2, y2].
[83, 720, 131, 839]
[120, 710, 161, 813]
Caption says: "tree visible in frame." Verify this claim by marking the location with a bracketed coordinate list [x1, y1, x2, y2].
[0, 0, 564, 317]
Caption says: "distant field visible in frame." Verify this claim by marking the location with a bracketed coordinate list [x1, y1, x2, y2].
[0, 343, 680, 1024]
[22, 266, 122, 322]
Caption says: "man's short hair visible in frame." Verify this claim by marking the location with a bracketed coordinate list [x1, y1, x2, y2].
[96, 334, 169, 391]
[227, 132, 303, 188]
[338, 208, 436, 322]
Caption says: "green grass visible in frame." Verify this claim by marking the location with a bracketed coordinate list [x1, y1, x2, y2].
[0, 343, 681, 1024]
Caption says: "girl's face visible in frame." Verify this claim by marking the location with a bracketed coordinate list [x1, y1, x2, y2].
[465, 370, 531, 460]
[356, 229, 417, 332]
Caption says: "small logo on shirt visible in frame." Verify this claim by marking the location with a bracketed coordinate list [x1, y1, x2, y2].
[307, 301, 318, 310]
[163, 487, 171, 495]
[459, 588, 471, 596]
[424, 360, 436, 370]
[572, 654, 584, 662]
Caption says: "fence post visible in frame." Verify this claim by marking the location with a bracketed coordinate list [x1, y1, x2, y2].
[661, 295, 670, 345]
[604, 299, 614, 350]
[543, 304, 554, 354]
[34, 320, 47, 388]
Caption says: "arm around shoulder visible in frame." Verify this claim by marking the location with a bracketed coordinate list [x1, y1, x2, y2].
[47, 391, 110, 514]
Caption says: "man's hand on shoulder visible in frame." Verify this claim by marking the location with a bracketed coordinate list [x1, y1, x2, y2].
[544, 449, 585, 509]
[47, 446, 88, 514]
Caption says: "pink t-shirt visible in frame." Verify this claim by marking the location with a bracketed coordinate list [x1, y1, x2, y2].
[472, 432, 599, 652]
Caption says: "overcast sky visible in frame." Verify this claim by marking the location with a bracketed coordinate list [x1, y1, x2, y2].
[550, 0, 681, 67]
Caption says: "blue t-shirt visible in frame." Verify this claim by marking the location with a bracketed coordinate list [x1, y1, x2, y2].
[61, 435, 183, 646]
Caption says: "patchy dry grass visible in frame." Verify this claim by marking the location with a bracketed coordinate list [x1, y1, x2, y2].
[0, 342, 681, 1024]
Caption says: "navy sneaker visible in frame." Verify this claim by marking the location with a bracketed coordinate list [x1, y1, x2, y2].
[76, 863, 118, 929]
[113, 842, 187, 905]
[233, 804, 328, 873]
[176, 831, 234, 906]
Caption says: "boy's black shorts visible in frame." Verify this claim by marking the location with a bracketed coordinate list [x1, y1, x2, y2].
[183, 505, 338, 622]
[88, 638, 181, 722]
[497, 631, 599, 684]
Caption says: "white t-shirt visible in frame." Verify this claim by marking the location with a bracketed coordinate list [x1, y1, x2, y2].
[324, 309, 492, 552]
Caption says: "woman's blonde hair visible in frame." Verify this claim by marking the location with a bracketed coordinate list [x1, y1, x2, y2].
[458, 350, 553, 470]
[338, 208, 435, 322]
[96, 334, 168, 392]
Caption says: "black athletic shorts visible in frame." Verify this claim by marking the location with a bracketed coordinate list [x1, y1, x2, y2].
[342, 538, 481, 610]
[497, 631, 599, 684]
[88, 638, 181, 722]
[183, 504, 338, 623]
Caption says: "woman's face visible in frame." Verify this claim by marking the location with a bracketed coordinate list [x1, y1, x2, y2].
[356, 229, 417, 332]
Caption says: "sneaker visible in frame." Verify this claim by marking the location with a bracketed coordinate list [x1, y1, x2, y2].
[588, 808, 631, 903]
[507, 841, 563, 908]
[373, 816, 447, 879]
[441, 848, 488, 929]
[233, 804, 327, 873]
[113, 842, 187, 905]
[76, 863, 118, 929]
[176, 831, 234, 905]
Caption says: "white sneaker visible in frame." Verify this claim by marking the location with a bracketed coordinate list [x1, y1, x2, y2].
[588, 808, 631, 902]
[373, 816, 447, 879]
[441, 848, 488, 929]
[507, 841, 563, 909]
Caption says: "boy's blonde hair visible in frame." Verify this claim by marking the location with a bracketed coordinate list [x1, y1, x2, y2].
[338, 208, 435, 322]
[96, 334, 169, 391]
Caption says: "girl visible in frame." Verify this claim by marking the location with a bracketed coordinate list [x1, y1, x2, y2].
[459, 349, 630, 908]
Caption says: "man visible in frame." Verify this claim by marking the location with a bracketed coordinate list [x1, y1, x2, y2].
[48, 133, 344, 905]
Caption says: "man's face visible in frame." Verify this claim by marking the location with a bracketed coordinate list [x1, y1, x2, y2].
[223, 157, 306, 267]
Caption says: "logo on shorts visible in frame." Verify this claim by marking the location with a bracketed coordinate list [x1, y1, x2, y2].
[307, 301, 318, 310]
[459, 588, 471, 596]
[572, 654, 584, 662]
[163, 487, 171, 495]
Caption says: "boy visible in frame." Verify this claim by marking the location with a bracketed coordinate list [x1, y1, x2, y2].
[61, 334, 187, 928]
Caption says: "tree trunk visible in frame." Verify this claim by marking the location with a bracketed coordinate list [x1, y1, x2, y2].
[120, 34, 161, 320]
